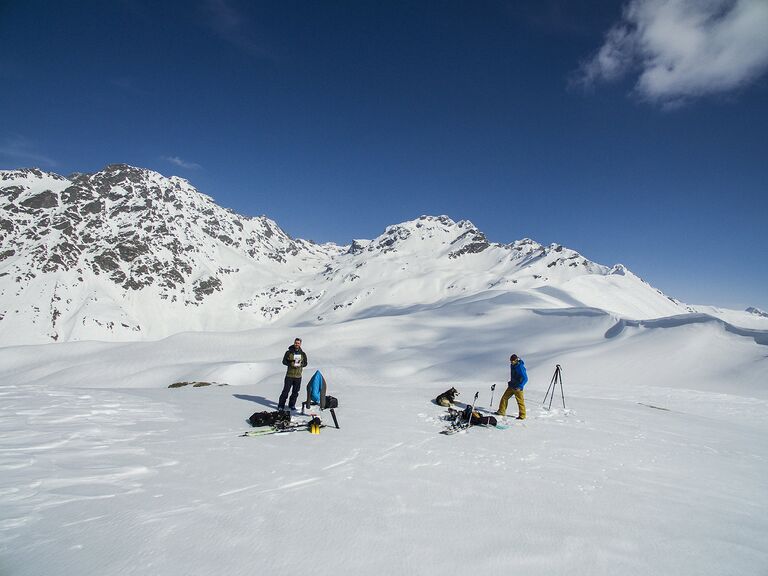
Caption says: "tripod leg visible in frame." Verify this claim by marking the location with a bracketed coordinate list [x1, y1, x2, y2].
[543, 374, 556, 406]
[546, 366, 564, 411]
[547, 384, 557, 410]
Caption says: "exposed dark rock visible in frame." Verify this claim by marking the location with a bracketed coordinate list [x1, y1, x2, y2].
[93, 252, 121, 272]
[193, 276, 222, 301]
[0, 219, 14, 234]
[348, 240, 366, 254]
[123, 276, 152, 290]
[746, 307, 768, 318]
[117, 242, 148, 262]
[2, 186, 24, 202]
[42, 242, 80, 272]
[110, 269, 127, 283]
[21, 190, 58, 209]
[449, 241, 490, 259]
[168, 381, 224, 388]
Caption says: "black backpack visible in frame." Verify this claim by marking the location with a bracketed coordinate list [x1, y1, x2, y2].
[248, 410, 290, 427]
[461, 405, 473, 422]
[324, 395, 339, 409]
[470, 413, 498, 426]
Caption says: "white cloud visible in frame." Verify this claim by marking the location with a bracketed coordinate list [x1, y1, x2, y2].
[164, 156, 201, 170]
[576, 0, 768, 104]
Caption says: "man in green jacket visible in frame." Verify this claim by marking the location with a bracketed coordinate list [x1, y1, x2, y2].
[278, 338, 308, 412]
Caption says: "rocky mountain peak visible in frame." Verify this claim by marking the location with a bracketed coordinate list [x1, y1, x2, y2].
[364, 215, 491, 258]
[0, 165, 692, 345]
[746, 307, 768, 318]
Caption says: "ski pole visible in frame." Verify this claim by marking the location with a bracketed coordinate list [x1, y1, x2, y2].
[466, 391, 479, 428]
[489, 384, 496, 410]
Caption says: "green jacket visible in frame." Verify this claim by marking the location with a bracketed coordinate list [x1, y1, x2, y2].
[282, 345, 308, 378]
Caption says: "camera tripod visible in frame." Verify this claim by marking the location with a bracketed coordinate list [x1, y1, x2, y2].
[542, 364, 566, 410]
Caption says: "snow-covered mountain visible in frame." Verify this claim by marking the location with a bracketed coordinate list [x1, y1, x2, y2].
[747, 306, 768, 318]
[0, 164, 710, 345]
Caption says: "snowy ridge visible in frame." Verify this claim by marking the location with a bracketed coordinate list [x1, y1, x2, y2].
[605, 313, 768, 346]
[1, 164, 759, 346]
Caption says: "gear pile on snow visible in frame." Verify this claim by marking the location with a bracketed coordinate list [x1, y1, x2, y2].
[437, 389, 508, 434]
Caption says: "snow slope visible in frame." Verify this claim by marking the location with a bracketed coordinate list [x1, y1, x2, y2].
[1, 296, 766, 576]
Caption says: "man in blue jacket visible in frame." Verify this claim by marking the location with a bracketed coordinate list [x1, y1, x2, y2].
[496, 354, 528, 419]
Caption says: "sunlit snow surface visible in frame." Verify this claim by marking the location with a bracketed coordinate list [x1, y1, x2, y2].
[2, 297, 767, 576]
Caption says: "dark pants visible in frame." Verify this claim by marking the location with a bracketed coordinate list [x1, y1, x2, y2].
[278, 376, 302, 410]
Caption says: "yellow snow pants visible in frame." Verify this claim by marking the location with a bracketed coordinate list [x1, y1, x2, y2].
[498, 387, 526, 419]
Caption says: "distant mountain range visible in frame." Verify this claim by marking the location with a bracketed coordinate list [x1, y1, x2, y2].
[0, 163, 742, 346]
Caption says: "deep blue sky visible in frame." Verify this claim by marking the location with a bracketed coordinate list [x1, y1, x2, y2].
[1, 1, 766, 311]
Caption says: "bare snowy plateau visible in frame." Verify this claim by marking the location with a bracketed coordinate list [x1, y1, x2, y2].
[1, 165, 766, 575]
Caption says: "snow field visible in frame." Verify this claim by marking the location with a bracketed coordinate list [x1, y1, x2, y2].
[1, 301, 766, 575]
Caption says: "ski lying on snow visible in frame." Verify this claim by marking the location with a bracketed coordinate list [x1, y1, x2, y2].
[240, 424, 327, 437]
[241, 424, 298, 437]
[240, 415, 326, 437]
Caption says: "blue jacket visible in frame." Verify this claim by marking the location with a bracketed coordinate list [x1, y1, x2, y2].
[306, 370, 326, 405]
[509, 359, 528, 389]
